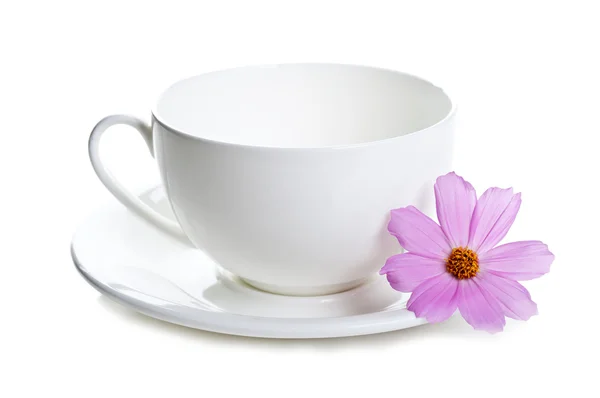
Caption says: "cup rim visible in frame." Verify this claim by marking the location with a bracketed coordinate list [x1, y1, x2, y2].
[151, 62, 456, 151]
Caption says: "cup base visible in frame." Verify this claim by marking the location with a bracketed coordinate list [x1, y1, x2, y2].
[239, 275, 373, 297]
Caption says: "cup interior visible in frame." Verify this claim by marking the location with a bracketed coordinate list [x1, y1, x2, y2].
[154, 64, 453, 148]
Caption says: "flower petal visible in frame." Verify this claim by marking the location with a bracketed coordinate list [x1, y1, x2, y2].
[480, 240, 554, 281]
[468, 187, 522, 253]
[407, 273, 459, 323]
[457, 278, 506, 333]
[434, 172, 477, 247]
[381, 253, 446, 292]
[388, 206, 451, 260]
[477, 273, 538, 320]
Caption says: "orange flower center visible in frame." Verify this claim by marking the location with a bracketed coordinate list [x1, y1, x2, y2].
[446, 247, 479, 279]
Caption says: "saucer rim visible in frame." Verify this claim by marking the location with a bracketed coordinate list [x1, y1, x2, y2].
[72, 245, 427, 338]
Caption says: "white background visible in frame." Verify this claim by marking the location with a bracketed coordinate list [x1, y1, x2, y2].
[1, 1, 598, 397]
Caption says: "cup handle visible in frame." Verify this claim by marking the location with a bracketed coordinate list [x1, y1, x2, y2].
[88, 115, 187, 240]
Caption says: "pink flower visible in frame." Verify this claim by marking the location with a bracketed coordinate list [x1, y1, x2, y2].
[380, 172, 554, 333]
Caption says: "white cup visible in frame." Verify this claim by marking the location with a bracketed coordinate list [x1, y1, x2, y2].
[89, 63, 455, 296]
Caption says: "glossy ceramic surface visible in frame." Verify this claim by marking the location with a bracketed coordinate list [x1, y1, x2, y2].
[88, 63, 455, 295]
[71, 187, 427, 338]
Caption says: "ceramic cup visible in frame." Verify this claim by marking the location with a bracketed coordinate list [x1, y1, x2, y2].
[89, 63, 455, 296]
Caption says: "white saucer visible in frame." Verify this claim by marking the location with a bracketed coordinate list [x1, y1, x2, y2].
[71, 186, 427, 338]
